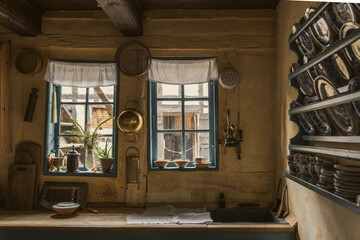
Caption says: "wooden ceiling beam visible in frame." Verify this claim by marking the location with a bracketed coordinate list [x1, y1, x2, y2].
[96, 0, 144, 36]
[0, 0, 42, 37]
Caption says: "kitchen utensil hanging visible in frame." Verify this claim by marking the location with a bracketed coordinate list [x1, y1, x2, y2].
[115, 41, 151, 77]
[117, 101, 144, 142]
[219, 66, 240, 90]
[125, 147, 140, 190]
[15, 49, 43, 75]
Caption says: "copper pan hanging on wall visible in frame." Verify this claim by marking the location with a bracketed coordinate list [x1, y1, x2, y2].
[117, 101, 143, 142]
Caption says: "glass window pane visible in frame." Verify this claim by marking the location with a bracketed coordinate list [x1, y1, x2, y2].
[59, 136, 85, 168]
[60, 104, 86, 134]
[88, 105, 114, 135]
[185, 83, 208, 98]
[185, 101, 209, 130]
[185, 132, 210, 163]
[157, 83, 181, 98]
[157, 132, 182, 162]
[157, 101, 182, 130]
[88, 86, 114, 102]
[61, 86, 86, 102]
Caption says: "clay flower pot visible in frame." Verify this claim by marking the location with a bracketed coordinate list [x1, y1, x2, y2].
[100, 158, 114, 172]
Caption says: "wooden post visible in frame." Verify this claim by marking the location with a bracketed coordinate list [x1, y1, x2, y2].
[0, 41, 11, 153]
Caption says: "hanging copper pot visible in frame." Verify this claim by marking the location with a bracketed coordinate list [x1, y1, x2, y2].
[117, 101, 143, 142]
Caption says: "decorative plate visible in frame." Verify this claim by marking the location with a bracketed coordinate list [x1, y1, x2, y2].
[303, 97, 331, 136]
[303, 55, 327, 81]
[324, 3, 356, 34]
[322, 53, 351, 87]
[291, 63, 315, 96]
[334, 190, 357, 199]
[348, 77, 360, 119]
[314, 76, 358, 136]
[292, 23, 316, 57]
[304, 6, 333, 48]
[219, 68, 240, 90]
[335, 174, 360, 183]
[334, 164, 360, 173]
[334, 178, 360, 187]
[291, 101, 315, 135]
[340, 22, 360, 74]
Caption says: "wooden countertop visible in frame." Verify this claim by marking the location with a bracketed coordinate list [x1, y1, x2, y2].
[0, 208, 294, 232]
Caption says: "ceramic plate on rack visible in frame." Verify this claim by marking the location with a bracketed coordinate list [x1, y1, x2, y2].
[334, 164, 360, 173]
[334, 178, 360, 187]
[291, 101, 315, 135]
[305, 6, 333, 48]
[303, 54, 327, 81]
[291, 63, 315, 96]
[314, 76, 358, 136]
[334, 190, 357, 199]
[334, 174, 360, 183]
[303, 97, 331, 136]
[348, 77, 360, 119]
[322, 53, 351, 87]
[340, 22, 360, 74]
[292, 23, 316, 57]
[324, 3, 356, 34]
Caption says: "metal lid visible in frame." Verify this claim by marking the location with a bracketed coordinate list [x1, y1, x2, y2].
[66, 145, 80, 157]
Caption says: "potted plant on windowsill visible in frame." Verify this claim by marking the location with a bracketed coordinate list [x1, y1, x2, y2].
[96, 141, 113, 173]
[70, 116, 114, 171]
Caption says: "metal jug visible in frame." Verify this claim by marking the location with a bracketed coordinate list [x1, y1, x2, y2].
[66, 145, 80, 172]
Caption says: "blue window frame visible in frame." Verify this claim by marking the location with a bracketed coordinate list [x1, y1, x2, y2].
[148, 80, 218, 170]
[43, 83, 118, 177]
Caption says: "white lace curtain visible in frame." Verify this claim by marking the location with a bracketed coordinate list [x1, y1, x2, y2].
[44, 60, 117, 87]
[147, 58, 218, 85]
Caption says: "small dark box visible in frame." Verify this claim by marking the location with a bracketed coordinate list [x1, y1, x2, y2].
[39, 182, 88, 209]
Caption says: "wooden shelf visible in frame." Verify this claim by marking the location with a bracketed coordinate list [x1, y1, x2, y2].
[303, 135, 360, 143]
[289, 90, 360, 115]
[283, 171, 360, 214]
[289, 144, 360, 161]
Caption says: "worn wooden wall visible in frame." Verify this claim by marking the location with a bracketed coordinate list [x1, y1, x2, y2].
[0, 9, 276, 207]
[275, 1, 360, 239]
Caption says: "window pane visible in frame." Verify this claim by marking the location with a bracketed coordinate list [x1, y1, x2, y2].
[185, 101, 209, 130]
[88, 105, 113, 135]
[185, 132, 210, 163]
[157, 132, 182, 161]
[59, 136, 85, 168]
[60, 105, 86, 134]
[157, 101, 182, 130]
[157, 83, 181, 98]
[88, 86, 114, 102]
[185, 82, 208, 98]
[61, 86, 86, 102]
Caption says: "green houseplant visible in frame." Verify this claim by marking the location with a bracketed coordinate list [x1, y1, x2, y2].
[70, 116, 114, 170]
[95, 141, 113, 172]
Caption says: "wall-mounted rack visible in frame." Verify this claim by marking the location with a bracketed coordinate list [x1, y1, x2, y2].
[284, 2, 360, 214]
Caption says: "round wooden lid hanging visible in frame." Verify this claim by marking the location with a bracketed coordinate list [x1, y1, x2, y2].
[115, 41, 151, 77]
[15, 49, 43, 74]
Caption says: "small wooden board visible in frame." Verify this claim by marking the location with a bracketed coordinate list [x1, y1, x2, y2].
[7, 164, 36, 209]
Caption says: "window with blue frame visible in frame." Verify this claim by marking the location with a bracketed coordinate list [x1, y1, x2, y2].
[149, 80, 218, 170]
[44, 83, 117, 175]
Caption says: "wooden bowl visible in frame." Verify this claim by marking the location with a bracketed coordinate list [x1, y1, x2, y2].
[195, 162, 211, 168]
[52, 202, 80, 216]
[174, 159, 190, 168]
[154, 160, 170, 168]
